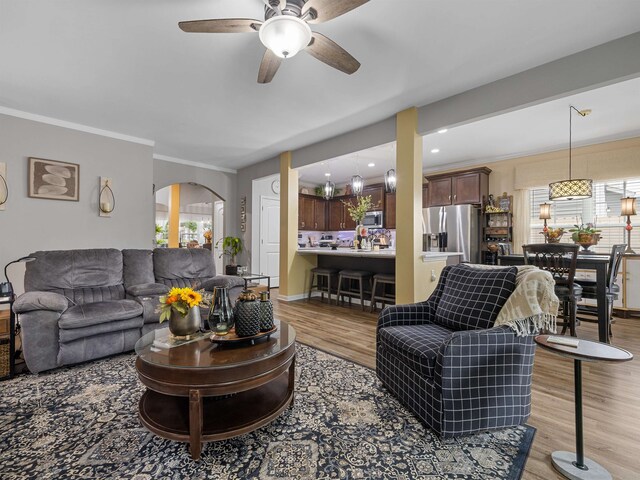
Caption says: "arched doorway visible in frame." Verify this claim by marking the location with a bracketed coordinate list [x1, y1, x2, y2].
[154, 183, 225, 274]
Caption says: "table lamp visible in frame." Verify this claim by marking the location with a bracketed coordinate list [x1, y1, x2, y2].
[539, 203, 552, 234]
[1, 256, 36, 298]
[621, 197, 637, 254]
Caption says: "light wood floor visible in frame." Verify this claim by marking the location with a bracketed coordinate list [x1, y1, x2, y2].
[273, 291, 640, 480]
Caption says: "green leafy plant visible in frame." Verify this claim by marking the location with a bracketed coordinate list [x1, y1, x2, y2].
[343, 195, 373, 224]
[569, 223, 601, 242]
[155, 223, 163, 235]
[180, 221, 198, 233]
[216, 236, 243, 265]
[314, 185, 342, 196]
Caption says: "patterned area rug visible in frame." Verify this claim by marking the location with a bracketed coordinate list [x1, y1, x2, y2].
[0, 344, 534, 479]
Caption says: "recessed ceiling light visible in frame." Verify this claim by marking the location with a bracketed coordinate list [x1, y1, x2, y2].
[431, 148, 440, 154]
[368, 162, 375, 167]
[438, 128, 448, 134]
[325, 173, 331, 177]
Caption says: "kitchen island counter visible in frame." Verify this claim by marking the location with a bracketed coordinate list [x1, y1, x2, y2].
[297, 248, 463, 263]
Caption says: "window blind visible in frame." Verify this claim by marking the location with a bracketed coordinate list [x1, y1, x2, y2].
[528, 179, 640, 253]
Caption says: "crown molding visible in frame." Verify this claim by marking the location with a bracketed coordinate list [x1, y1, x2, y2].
[0, 106, 155, 146]
[153, 154, 237, 174]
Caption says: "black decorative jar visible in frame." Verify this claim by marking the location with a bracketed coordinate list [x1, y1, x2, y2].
[259, 291, 274, 331]
[234, 290, 260, 337]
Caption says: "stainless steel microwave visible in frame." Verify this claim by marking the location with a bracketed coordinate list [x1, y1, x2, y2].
[362, 210, 383, 229]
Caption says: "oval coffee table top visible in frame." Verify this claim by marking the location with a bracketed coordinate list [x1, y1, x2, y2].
[535, 335, 633, 362]
[136, 318, 296, 369]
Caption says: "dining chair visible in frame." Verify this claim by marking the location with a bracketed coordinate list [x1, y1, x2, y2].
[522, 243, 581, 336]
[575, 244, 626, 337]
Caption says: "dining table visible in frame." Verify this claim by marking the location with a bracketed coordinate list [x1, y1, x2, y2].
[498, 253, 611, 343]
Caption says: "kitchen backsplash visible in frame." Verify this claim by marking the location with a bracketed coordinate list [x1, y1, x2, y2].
[299, 229, 396, 248]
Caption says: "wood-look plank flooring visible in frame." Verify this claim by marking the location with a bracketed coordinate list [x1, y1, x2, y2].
[273, 290, 640, 480]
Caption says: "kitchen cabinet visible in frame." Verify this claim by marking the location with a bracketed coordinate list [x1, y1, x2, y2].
[363, 186, 384, 210]
[329, 197, 356, 231]
[384, 193, 396, 229]
[622, 255, 640, 311]
[425, 167, 491, 207]
[298, 194, 327, 230]
[383, 185, 427, 229]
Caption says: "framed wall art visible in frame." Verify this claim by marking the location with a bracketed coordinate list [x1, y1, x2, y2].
[28, 157, 80, 201]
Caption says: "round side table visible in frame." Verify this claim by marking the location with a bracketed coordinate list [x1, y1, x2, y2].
[535, 335, 633, 480]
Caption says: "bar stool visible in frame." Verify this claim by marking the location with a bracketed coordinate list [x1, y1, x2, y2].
[336, 270, 372, 311]
[370, 273, 396, 313]
[308, 267, 338, 304]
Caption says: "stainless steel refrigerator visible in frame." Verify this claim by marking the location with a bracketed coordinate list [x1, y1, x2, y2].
[422, 205, 480, 263]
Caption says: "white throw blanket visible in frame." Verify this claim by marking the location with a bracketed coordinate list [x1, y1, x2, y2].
[473, 264, 560, 336]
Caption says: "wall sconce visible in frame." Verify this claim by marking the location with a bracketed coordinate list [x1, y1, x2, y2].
[99, 177, 115, 217]
[539, 203, 552, 233]
[0, 163, 7, 211]
[621, 197, 637, 254]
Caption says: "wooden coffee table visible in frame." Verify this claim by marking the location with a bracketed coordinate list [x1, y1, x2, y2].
[135, 319, 296, 460]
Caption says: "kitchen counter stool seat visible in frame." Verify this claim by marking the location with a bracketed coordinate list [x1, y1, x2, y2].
[337, 270, 372, 311]
[308, 267, 339, 304]
[370, 273, 396, 313]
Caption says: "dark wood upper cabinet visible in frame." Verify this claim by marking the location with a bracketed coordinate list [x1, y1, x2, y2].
[427, 177, 453, 207]
[384, 192, 396, 229]
[422, 185, 429, 208]
[298, 194, 328, 230]
[328, 198, 344, 231]
[425, 167, 491, 207]
[363, 186, 384, 211]
[314, 200, 327, 230]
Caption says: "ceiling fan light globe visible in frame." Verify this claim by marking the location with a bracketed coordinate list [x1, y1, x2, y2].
[259, 16, 312, 59]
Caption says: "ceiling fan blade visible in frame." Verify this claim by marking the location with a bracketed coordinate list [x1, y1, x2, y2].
[179, 18, 262, 33]
[258, 49, 282, 84]
[302, 0, 369, 24]
[306, 33, 360, 75]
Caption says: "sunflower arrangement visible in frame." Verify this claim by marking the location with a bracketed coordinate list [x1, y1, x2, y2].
[158, 287, 203, 323]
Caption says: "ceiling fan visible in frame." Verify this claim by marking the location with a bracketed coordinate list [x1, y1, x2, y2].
[179, 0, 368, 83]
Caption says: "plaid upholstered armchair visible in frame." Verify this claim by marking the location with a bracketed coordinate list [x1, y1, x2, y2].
[376, 264, 536, 438]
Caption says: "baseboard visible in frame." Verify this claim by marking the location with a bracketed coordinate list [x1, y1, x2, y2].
[277, 291, 375, 308]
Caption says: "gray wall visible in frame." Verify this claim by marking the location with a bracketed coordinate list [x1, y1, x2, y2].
[0, 113, 154, 290]
[153, 159, 239, 247]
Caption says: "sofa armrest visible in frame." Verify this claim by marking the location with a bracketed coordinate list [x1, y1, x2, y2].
[377, 302, 434, 331]
[200, 275, 245, 291]
[434, 326, 536, 393]
[126, 283, 169, 297]
[13, 291, 69, 314]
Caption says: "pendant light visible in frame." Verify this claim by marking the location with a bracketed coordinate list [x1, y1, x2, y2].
[351, 175, 363, 196]
[549, 106, 593, 201]
[384, 169, 396, 193]
[323, 179, 335, 200]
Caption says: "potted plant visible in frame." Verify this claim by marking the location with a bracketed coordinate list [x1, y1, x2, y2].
[158, 287, 204, 337]
[343, 195, 373, 249]
[540, 227, 565, 243]
[217, 236, 243, 275]
[569, 222, 601, 251]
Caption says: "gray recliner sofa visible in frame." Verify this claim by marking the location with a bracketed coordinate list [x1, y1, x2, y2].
[14, 248, 245, 373]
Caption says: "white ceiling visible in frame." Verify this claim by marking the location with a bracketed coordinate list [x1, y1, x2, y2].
[1, 1, 640, 170]
[298, 76, 640, 184]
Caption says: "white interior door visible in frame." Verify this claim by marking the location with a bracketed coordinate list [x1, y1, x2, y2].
[213, 201, 224, 275]
[260, 196, 280, 287]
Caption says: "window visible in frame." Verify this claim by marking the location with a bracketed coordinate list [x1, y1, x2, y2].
[529, 179, 640, 253]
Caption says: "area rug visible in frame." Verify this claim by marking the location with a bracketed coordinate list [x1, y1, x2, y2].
[0, 344, 534, 479]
